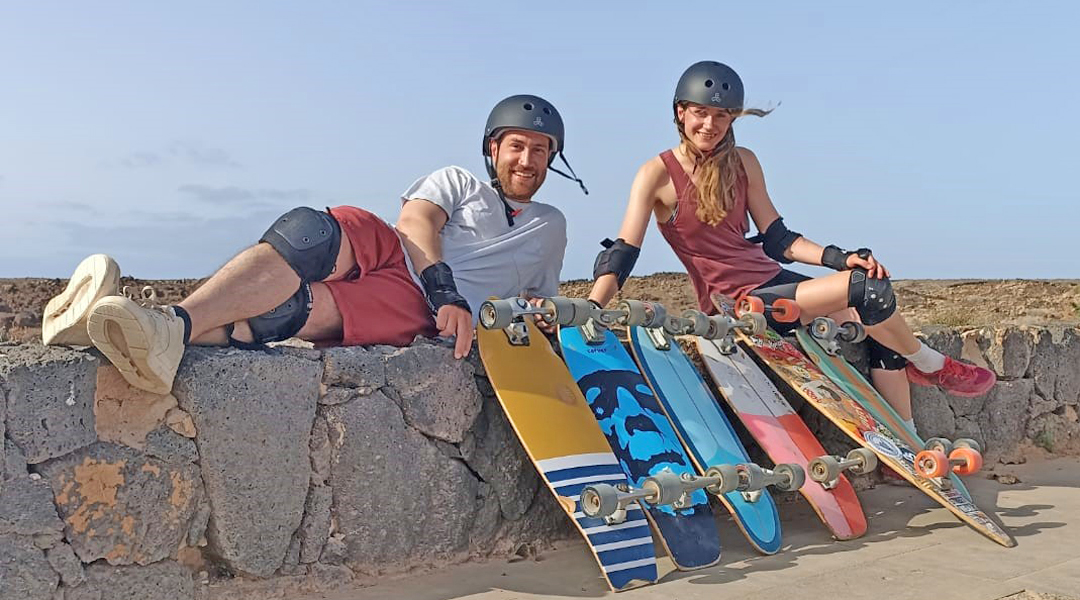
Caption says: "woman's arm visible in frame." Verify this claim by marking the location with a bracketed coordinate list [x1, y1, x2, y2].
[588, 158, 667, 306]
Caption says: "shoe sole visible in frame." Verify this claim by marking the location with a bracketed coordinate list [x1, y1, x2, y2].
[42, 254, 121, 346]
[86, 298, 173, 395]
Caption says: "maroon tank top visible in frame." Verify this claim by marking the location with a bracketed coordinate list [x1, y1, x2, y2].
[656, 149, 781, 313]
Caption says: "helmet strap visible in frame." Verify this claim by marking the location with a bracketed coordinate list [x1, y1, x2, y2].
[548, 152, 589, 195]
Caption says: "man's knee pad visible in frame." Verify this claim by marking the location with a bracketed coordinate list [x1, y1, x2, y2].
[247, 283, 313, 343]
[847, 269, 896, 326]
[866, 338, 906, 371]
[260, 207, 341, 282]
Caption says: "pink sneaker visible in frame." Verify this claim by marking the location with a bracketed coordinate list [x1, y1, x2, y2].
[906, 356, 996, 398]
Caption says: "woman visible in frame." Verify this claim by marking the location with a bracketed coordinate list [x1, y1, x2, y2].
[587, 61, 995, 432]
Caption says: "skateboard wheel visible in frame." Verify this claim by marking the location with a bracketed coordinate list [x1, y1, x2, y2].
[565, 298, 595, 326]
[915, 449, 950, 478]
[772, 298, 801, 323]
[924, 437, 954, 456]
[953, 438, 983, 454]
[810, 317, 838, 342]
[773, 463, 805, 492]
[950, 446, 983, 476]
[580, 484, 620, 518]
[618, 300, 649, 327]
[741, 312, 767, 336]
[839, 321, 867, 343]
[808, 456, 841, 483]
[479, 299, 515, 330]
[642, 470, 685, 506]
[704, 464, 740, 495]
[847, 448, 878, 475]
[739, 463, 767, 491]
[542, 296, 576, 326]
[681, 310, 710, 336]
[736, 295, 765, 318]
[642, 302, 667, 328]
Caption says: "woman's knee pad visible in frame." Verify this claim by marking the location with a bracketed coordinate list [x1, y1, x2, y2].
[847, 269, 896, 326]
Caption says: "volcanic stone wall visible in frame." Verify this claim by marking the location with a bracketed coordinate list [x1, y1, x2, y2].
[1, 325, 1076, 598]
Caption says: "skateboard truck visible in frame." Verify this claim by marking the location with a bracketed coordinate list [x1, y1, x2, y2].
[479, 296, 598, 346]
[575, 299, 667, 344]
[915, 438, 983, 479]
[703, 463, 807, 502]
[579, 469, 691, 523]
[687, 308, 767, 355]
[808, 317, 867, 356]
[808, 448, 878, 489]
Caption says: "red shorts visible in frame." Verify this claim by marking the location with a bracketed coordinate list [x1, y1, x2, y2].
[323, 206, 437, 346]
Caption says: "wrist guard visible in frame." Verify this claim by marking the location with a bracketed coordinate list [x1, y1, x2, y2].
[821, 245, 872, 271]
[420, 262, 471, 313]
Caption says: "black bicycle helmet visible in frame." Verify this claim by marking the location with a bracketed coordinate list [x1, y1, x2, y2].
[673, 61, 744, 113]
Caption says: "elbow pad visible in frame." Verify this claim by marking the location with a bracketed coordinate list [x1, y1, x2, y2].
[760, 218, 801, 264]
[592, 238, 641, 289]
[419, 262, 471, 313]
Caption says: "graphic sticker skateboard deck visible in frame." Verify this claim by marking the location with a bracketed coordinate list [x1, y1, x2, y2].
[695, 336, 868, 540]
[712, 294, 1016, 548]
[794, 323, 972, 501]
[629, 325, 783, 554]
[477, 318, 658, 590]
[559, 325, 723, 571]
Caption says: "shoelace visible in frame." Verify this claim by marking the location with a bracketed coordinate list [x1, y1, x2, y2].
[122, 285, 165, 310]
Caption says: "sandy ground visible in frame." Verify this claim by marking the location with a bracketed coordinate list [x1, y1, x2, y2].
[206, 457, 1080, 600]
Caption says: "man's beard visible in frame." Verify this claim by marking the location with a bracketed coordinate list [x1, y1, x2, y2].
[496, 163, 546, 200]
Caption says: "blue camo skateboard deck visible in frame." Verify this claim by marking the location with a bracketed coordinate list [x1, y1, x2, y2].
[629, 326, 783, 554]
[478, 319, 657, 590]
[559, 325, 722, 570]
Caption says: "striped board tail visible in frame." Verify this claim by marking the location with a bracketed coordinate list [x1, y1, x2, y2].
[537, 454, 658, 589]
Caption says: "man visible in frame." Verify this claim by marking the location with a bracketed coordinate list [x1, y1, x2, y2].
[43, 94, 585, 394]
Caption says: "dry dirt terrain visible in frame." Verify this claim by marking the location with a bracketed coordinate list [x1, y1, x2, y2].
[3, 274, 1080, 342]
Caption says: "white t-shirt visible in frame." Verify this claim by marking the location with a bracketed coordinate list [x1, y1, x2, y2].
[398, 166, 567, 320]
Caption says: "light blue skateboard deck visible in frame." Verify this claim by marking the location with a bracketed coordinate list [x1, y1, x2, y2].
[629, 326, 783, 554]
[559, 325, 722, 571]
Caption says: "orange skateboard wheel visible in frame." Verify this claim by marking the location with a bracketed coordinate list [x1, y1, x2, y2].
[914, 449, 950, 478]
[737, 295, 765, 317]
[772, 298, 801, 323]
[949, 447, 983, 475]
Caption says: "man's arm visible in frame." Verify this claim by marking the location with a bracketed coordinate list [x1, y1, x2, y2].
[396, 199, 449, 271]
[397, 199, 474, 359]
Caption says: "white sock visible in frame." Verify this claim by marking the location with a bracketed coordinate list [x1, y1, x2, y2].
[902, 342, 946, 373]
[903, 418, 917, 435]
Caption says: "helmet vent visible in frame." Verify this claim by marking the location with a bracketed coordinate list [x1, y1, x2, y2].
[704, 79, 714, 88]
[523, 102, 534, 110]
[722, 82, 730, 90]
[543, 107, 551, 115]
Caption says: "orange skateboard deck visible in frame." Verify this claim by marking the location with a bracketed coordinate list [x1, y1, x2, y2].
[713, 294, 1016, 548]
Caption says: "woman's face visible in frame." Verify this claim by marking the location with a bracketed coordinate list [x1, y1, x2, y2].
[677, 103, 734, 153]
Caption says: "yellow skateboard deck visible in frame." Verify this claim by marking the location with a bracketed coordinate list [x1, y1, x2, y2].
[477, 319, 659, 591]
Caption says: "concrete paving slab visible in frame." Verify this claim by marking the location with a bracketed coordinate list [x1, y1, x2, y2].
[242, 458, 1080, 600]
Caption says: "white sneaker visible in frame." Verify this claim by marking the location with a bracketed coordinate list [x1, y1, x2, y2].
[86, 295, 186, 394]
[42, 254, 121, 346]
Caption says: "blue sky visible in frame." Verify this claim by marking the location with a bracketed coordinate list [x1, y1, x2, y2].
[1, 2, 1075, 280]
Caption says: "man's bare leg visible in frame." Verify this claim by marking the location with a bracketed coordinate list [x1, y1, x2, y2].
[192, 282, 344, 345]
[181, 227, 357, 343]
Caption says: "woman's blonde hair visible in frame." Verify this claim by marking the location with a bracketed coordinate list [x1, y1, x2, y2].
[675, 104, 771, 226]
